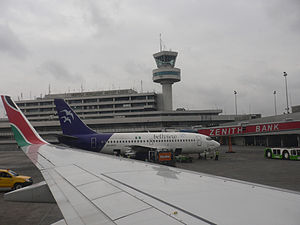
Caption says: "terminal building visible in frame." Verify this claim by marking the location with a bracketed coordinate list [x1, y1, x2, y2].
[0, 49, 260, 145]
[0, 88, 249, 144]
[198, 111, 300, 147]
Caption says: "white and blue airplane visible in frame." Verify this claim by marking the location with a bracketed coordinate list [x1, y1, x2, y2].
[54, 98, 220, 157]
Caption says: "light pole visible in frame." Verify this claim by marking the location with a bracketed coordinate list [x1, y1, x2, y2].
[283, 72, 289, 114]
[234, 90, 237, 116]
[273, 90, 277, 115]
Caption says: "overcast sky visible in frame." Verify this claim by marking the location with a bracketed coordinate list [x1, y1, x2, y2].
[0, 0, 299, 117]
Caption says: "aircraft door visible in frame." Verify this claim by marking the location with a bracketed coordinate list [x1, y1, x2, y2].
[197, 136, 202, 146]
[175, 148, 182, 156]
[91, 137, 97, 149]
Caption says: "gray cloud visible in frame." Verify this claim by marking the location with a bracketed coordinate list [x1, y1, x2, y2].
[262, 0, 300, 32]
[123, 61, 151, 78]
[0, 0, 299, 117]
[79, 0, 120, 37]
[37, 61, 83, 82]
[0, 24, 28, 59]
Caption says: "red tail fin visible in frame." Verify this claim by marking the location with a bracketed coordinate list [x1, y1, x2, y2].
[1, 95, 47, 147]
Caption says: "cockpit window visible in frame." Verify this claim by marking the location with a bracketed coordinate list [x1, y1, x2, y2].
[206, 137, 213, 141]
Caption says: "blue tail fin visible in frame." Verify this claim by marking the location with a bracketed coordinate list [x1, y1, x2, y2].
[54, 99, 96, 135]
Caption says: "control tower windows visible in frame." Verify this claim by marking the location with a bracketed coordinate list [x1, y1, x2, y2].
[155, 55, 176, 67]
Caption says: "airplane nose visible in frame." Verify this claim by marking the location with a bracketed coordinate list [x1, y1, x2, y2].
[213, 141, 220, 148]
[207, 140, 220, 151]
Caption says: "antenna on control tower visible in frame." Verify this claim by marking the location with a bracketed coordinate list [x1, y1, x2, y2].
[159, 33, 162, 52]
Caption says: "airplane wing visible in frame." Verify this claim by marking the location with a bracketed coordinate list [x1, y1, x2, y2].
[2, 95, 300, 225]
[126, 144, 157, 153]
[21, 143, 300, 225]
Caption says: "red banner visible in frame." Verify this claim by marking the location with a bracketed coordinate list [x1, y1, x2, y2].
[198, 121, 300, 137]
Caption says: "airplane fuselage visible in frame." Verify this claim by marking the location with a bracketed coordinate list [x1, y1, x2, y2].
[64, 132, 220, 155]
[53, 98, 220, 156]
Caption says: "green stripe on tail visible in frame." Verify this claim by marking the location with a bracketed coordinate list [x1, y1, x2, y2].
[11, 124, 31, 147]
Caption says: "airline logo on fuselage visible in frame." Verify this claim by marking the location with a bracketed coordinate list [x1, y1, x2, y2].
[153, 134, 177, 139]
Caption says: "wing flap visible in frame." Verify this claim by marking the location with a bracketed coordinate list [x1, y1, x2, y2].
[92, 191, 151, 221]
[55, 165, 99, 187]
[115, 208, 187, 225]
[78, 180, 122, 200]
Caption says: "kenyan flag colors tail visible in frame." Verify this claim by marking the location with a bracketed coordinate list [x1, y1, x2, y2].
[1, 95, 47, 147]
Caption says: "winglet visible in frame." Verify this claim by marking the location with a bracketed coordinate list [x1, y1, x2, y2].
[54, 99, 96, 135]
[1, 95, 47, 147]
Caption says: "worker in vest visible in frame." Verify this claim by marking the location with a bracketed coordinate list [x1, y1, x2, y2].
[215, 150, 219, 160]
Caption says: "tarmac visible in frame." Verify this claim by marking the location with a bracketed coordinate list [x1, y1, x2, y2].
[0, 146, 63, 225]
[1, 144, 300, 225]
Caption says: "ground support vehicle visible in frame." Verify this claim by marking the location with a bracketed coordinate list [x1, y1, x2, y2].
[175, 155, 193, 163]
[148, 149, 176, 166]
[0, 169, 33, 190]
[265, 148, 300, 160]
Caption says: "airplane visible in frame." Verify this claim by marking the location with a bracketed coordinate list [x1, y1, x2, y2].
[54, 98, 220, 158]
[2, 95, 300, 225]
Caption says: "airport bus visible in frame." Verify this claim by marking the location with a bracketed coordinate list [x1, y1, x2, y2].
[265, 148, 300, 160]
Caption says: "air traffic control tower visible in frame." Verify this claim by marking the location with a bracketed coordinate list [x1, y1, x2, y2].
[153, 51, 181, 111]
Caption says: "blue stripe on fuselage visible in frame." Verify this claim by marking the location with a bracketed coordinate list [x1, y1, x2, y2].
[69, 133, 113, 152]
